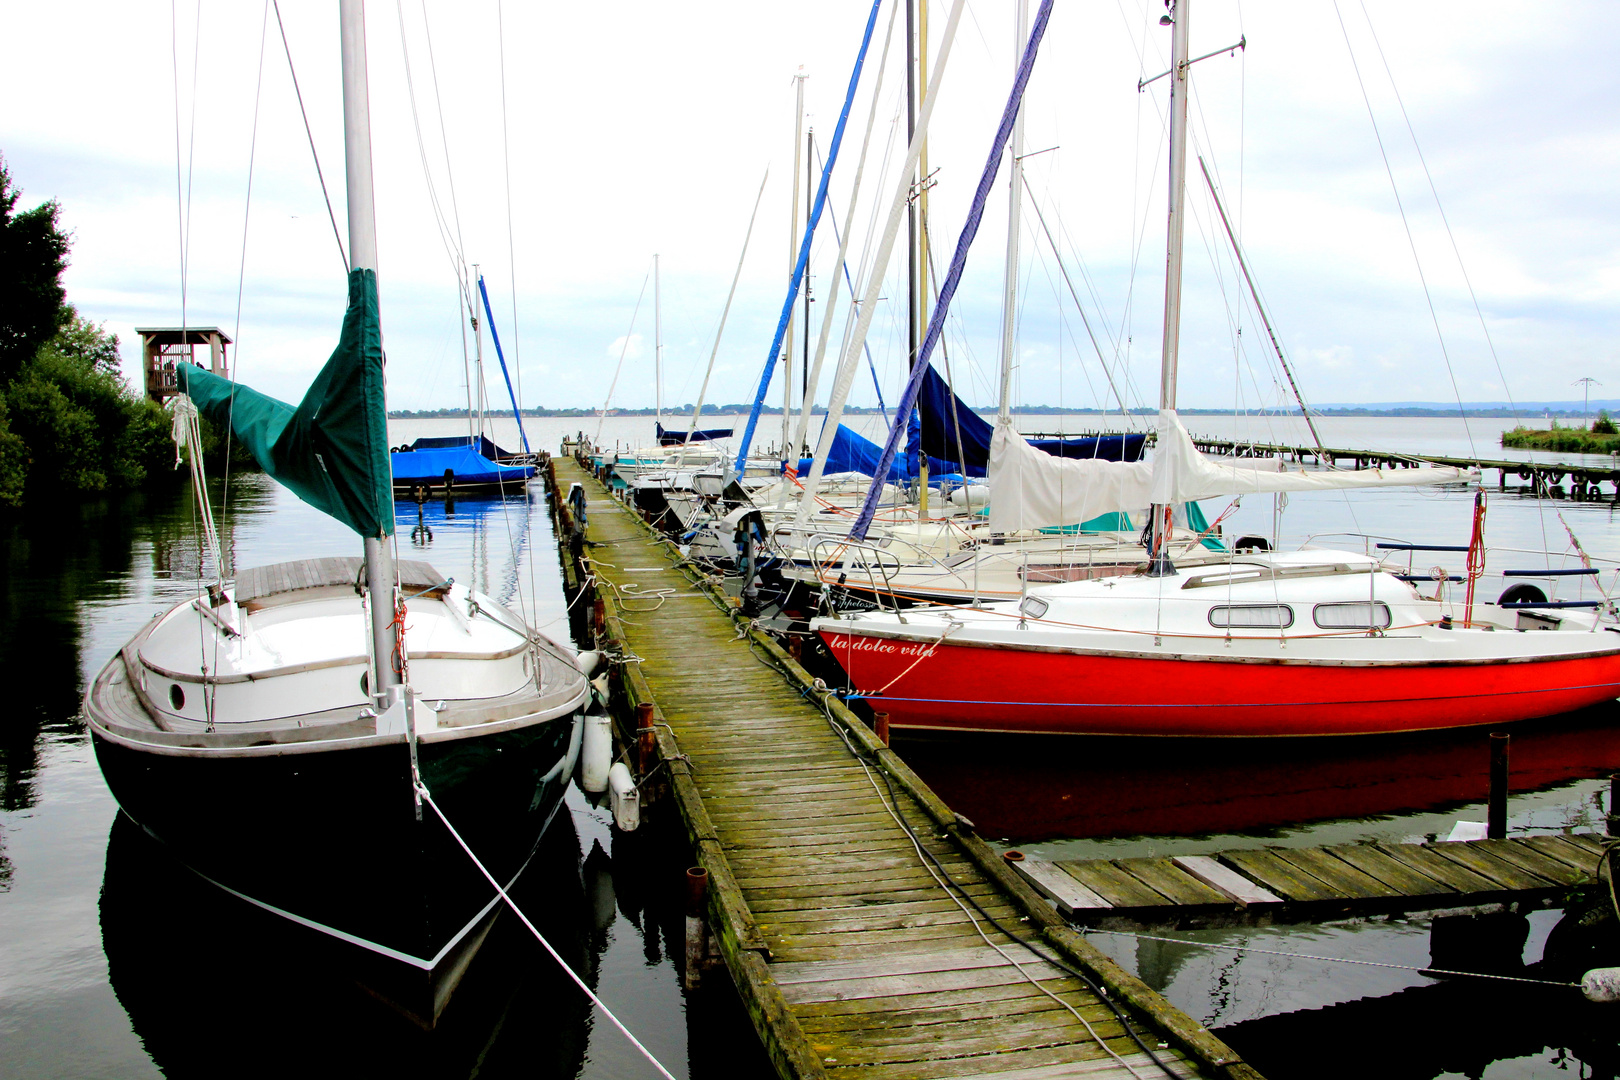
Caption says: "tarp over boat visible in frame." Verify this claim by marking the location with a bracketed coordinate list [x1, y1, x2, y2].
[915, 365, 1145, 476]
[656, 422, 733, 446]
[987, 410, 1467, 533]
[390, 446, 534, 487]
[177, 268, 394, 538]
[795, 421, 964, 483]
[406, 434, 518, 461]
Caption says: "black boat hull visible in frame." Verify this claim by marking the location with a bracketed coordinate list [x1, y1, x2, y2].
[90, 714, 577, 1025]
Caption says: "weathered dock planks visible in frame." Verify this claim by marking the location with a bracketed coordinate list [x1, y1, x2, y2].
[548, 454, 1261, 1080]
[1014, 833, 1609, 929]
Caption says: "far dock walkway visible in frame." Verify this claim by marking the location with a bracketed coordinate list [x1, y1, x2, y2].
[549, 454, 1262, 1080]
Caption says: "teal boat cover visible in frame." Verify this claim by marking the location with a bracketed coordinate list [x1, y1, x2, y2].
[178, 269, 394, 538]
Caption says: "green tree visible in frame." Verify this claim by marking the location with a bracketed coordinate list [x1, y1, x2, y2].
[0, 155, 70, 382]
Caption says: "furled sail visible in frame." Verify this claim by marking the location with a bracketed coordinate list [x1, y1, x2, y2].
[178, 269, 394, 538]
[988, 410, 1466, 533]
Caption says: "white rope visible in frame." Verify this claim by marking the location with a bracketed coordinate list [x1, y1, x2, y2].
[171, 396, 224, 581]
[415, 782, 678, 1080]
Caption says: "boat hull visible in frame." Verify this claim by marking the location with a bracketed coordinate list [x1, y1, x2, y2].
[89, 714, 576, 1025]
[818, 629, 1620, 737]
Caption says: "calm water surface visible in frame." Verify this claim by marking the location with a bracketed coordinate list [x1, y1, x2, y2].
[2, 415, 1617, 1078]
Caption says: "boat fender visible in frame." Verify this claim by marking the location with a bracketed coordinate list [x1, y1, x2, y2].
[575, 649, 606, 676]
[1582, 968, 1620, 1003]
[538, 715, 584, 791]
[582, 713, 613, 794]
[608, 761, 640, 831]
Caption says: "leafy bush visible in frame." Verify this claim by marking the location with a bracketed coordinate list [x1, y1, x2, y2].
[1594, 410, 1616, 435]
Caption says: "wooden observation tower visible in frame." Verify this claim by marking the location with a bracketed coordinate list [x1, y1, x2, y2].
[136, 326, 231, 405]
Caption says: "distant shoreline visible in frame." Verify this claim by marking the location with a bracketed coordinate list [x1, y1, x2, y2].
[389, 405, 1590, 421]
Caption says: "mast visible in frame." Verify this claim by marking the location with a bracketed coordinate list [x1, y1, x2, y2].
[1149, 0, 1192, 571]
[654, 253, 662, 432]
[472, 261, 486, 442]
[340, 0, 401, 702]
[784, 71, 806, 460]
[1159, 0, 1191, 414]
[997, 0, 1028, 423]
[802, 127, 813, 433]
[913, 0, 931, 515]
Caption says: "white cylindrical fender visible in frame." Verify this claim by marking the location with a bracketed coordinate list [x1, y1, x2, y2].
[575, 649, 605, 677]
[581, 713, 613, 793]
[608, 761, 640, 832]
[1582, 967, 1620, 1003]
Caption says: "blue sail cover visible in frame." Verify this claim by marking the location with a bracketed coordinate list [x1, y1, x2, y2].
[407, 434, 517, 460]
[656, 422, 733, 446]
[796, 422, 960, 483]
[391, 445, 534, 487]
[916, 365, 1146, 476]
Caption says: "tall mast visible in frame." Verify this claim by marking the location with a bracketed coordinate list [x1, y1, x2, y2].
[913, 0, 931, 515]
[997, 0, 1028, 423]
[1149, 0, 1192, 573]
[784, 70, 806, 458]
[472, 262, 486, 441]
[340, 0, 401, 702]
[802, 127, 813, 429]
[654, 253, 662, 431]
[1159, 0, 1191, 413]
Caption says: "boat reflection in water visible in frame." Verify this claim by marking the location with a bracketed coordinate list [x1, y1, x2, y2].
[900, 703, 1620, 843]
[100, 810, 593, 1078]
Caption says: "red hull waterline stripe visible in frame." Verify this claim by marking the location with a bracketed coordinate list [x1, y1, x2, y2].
[820, 632, 1620, 738]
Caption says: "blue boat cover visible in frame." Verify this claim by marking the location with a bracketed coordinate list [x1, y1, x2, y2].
[657, 422, 733, 446]
[915, 365, 1146, 476]
[407, 434, 517, 461]
[391, 446, 535, 486]
[796, 422, 961, 483]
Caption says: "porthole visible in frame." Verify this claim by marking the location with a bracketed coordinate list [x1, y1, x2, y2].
[360, 670, 370, 697]
[1208, 604, 1294, 629]
[169, 683, 185, 711]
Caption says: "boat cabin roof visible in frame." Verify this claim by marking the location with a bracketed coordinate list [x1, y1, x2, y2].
[236, 556, 445, 604]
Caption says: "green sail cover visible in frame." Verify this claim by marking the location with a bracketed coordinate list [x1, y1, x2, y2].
[178, 268, 394, 538]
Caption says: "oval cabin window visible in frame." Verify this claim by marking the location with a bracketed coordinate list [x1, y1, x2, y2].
[1313, 601, 1392, 630]
[1208, 604, 1294, 629]
[169, 683, 185, 711]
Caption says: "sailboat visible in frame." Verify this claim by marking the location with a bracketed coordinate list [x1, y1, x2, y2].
[811, 0, 1620, 738]
[84, 1, 590, 1025]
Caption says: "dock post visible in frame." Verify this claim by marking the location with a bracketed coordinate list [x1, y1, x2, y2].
[684, 866, 709, 990]
[1488, 732, 1510, 839]
[636, 701, 657, 775]
[874, 711, 890, 746]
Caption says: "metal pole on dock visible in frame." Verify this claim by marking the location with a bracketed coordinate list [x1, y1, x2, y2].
[1488, 732, 1510, 839]
[684, 866, 709, 990]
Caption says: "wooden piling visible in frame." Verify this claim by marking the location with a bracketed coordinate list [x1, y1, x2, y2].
[1488, 732, 1510, 840]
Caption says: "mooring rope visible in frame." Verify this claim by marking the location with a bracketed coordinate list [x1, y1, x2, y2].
[415, 783, 678, 1080]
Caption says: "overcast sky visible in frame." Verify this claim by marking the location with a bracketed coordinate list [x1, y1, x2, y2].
[3, 1, 1617, 414]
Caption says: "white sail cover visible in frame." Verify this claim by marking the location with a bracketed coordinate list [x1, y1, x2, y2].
[987, 411, 1467, 533]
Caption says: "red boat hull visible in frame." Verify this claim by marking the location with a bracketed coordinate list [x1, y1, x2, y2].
[818, 630, 1620, 737]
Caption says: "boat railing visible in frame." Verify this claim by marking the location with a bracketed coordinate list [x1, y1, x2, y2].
[808, 536, 909, 623]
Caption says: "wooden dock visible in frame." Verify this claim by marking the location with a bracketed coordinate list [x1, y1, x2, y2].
[547, 453, 1264, 1080]
[1012, 833, 1610, 930]
[1185, 434, 1620, 498]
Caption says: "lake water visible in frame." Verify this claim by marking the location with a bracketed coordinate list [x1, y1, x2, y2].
[1, 414, 1616, 1079]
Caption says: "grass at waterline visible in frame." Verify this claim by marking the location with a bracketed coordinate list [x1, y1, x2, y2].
[1502, 423, 1620, 454]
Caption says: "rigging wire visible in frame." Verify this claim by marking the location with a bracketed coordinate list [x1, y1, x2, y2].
[272, 0, 349, 273]
[1356, 0, 1519, 422]
[1332, 0, 1476, 457]
[597, 269, 653, 443]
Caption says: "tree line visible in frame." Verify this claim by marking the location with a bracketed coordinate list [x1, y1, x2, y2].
[0, 155, 176, 507]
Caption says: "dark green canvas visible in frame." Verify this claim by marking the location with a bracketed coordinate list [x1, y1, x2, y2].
[178, 268, 394, 537]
